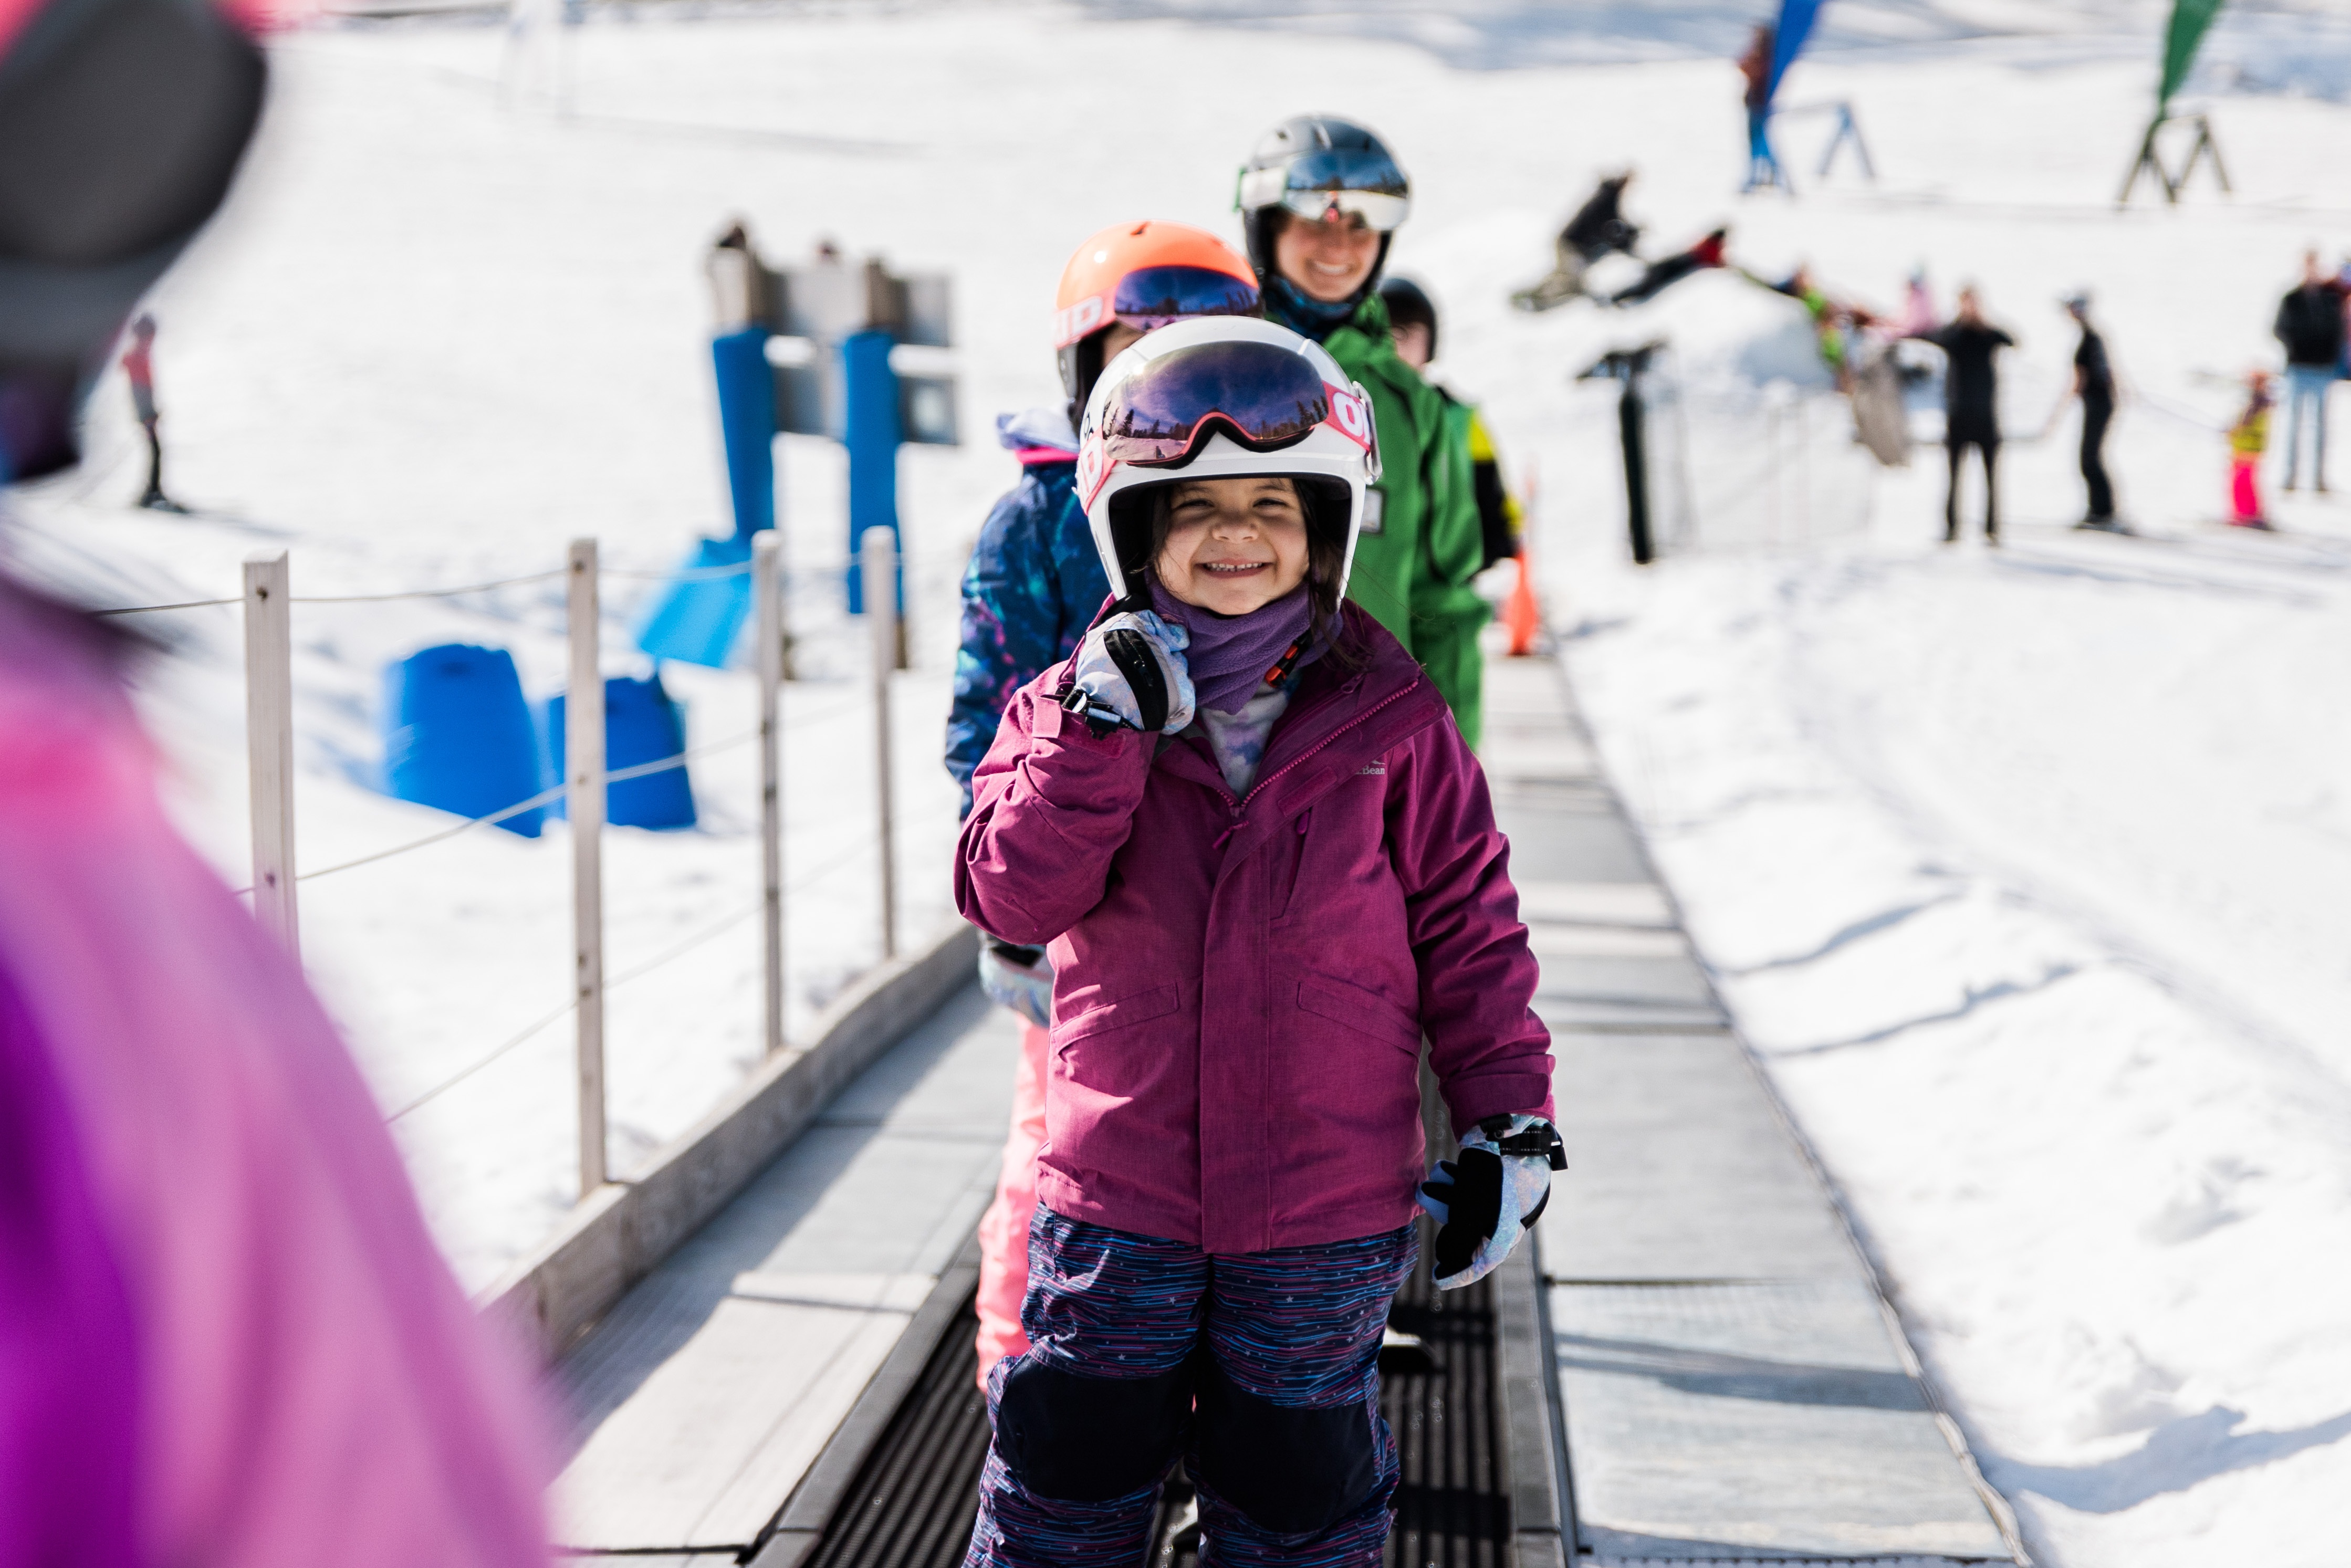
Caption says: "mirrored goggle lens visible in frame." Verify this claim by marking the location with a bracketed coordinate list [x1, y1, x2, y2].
[1276, 187, 1411, 233]
[1110, 265, 1261, 330]
[1098, 339, 1332, 467]
[1283, 145, 1409, 201]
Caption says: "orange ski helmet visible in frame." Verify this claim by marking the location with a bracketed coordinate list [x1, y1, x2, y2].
[1053, 219, 1260, 412]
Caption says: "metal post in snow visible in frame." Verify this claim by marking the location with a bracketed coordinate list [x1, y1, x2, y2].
[861, 526, 898, 961]
[567, 539, 608, 1196]
[242, 551, 298, 954]
[754, 530, 785, 1056]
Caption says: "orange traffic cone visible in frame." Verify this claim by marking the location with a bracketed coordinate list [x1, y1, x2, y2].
[1503, 462, 1542, 656]
[1503, 551, 1542, 656]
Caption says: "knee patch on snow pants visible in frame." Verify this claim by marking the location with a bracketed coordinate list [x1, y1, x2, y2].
[991, 1358, 1189, 1502]
[1190, 1353, 1382, 1535]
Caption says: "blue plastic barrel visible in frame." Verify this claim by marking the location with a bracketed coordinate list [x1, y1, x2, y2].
[381, 644, 547, 838]
[544, 673, 698, 831]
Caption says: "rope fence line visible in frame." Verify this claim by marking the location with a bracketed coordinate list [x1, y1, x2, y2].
[227, 690, 873, 898]
[382, 816, 926, 1124]
[291, 569, 569, 603]
[604, 559, 755, 581]
[90, 543, 953, 618]
[203, 532, 932, 1200]
[91, 595, 241, 617]
[389, 896, 764, 1123]
[281, 729, 758, 887]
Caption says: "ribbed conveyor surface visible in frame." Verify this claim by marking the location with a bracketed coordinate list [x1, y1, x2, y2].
[800, 1293, 990, 1568]
[777, 1212, 1517, 1568]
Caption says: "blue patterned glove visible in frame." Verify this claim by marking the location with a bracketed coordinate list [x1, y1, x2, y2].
[1418, 1114, 1565, 1290]
[1065, 611, 1194, 734]
[978, 937, 1053, 1028]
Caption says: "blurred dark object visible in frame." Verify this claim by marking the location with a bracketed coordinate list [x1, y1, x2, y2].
[0, 0, 264, 479]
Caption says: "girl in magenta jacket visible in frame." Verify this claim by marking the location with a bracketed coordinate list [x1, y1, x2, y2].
[956, 318, 1558, 1568]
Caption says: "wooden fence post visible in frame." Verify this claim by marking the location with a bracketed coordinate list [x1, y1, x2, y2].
[754, 530, 785, 1056]
[568, 539, 607, 1196]
[243, 551, 299, 954]
[861, 527, 897, 961]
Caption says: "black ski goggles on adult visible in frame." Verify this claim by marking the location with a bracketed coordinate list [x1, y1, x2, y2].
[1093, 337, 1357, 469]
[1238, 147, 1412, 233]
[1059, 264, 1261, 346]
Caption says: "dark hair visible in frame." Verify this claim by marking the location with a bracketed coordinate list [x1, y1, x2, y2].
[1140, 477, 1364, 665]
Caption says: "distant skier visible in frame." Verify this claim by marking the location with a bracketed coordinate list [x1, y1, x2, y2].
[2337, 255, 2351, 380]
[1610, 227, 1729, 307]
[2273, 249, 2345, 494]
[1512, 171, 1639, 311]
[120, 315, 186, 513]
[1909, 287, 2015, 544]
[2228, 369, 2275, 529]
[2057, 292, 2120, 528]
[1738, 22, 1779, 189]
[1900, 267, 1938, 337]
[1751, 262, 1862, 390]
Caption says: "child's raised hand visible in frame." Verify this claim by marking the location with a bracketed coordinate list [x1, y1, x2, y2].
[1418, 1113, 1566, 1290]
[1065, 611, 1196, 734]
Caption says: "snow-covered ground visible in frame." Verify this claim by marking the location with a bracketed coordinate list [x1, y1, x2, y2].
[5, 1, 2347, 1561]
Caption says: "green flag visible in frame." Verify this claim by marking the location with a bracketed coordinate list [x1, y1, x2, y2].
[2159, 0, 2225, 111]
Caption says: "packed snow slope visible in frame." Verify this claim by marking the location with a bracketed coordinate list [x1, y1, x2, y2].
[3, 2, 2346, 1563]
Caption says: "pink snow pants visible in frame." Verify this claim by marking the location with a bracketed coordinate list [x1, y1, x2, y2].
[975, 1019, 1050, 1387]
[2231, 456, 2263, 523]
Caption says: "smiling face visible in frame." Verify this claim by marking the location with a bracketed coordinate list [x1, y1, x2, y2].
[1274, 211, 1381, 304]
[1152, 476, 1311, 615]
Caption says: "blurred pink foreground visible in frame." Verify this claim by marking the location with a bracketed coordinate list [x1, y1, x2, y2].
[0, 582, 550, 1568]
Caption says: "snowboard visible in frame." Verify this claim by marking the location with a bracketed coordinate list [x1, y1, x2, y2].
[1849, 344, 1911, 467]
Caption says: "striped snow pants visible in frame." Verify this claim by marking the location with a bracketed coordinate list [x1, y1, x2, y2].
[964, 1208, 1417, 1568]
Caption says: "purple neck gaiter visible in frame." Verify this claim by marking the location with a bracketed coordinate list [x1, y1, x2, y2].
[1148, 578, 1317, 716]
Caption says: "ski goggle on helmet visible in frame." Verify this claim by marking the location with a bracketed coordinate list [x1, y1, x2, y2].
[1235, 124, 1412, 234]
[1053, 220, 1260, 406]
[1077, 316, 1381, 606]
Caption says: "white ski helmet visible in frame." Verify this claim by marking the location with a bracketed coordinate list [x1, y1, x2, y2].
[1075, 316, 1381, 609]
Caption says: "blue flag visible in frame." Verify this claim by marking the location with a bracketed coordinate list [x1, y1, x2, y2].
[1766, 0, 1823, 106]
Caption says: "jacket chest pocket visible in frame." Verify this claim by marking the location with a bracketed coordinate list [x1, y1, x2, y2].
[1270, 810, 1312, 924]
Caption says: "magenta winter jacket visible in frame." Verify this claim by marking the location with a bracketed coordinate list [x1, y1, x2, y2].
[956, 604, 1553, 1256]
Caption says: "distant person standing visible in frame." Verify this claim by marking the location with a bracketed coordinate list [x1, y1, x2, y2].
[1738, 23, 1777, 188]
[1910, 287, 2015, 543]
[2229, 369, 2275, 528]
[2060, 292, 2119, 528]
[119, 315, 185, 513]
[2273, 250, 2346, 494]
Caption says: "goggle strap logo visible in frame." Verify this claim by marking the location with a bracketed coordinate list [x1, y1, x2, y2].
[1057, 293, 1107, 348]
[1324, 385, 1373, 451]
[1077, 442, 1111, 507]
